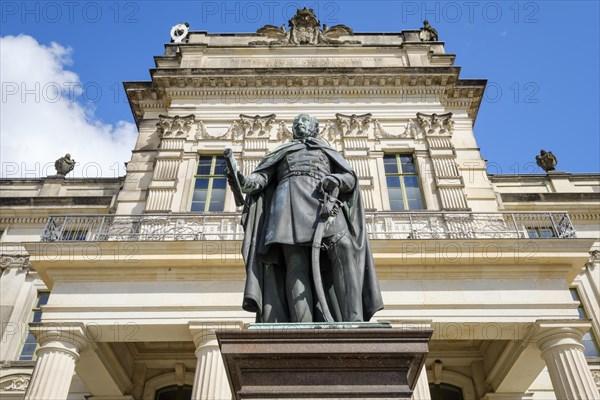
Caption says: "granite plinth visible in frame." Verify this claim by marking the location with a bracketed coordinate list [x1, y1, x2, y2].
[217, 324, 432, 399]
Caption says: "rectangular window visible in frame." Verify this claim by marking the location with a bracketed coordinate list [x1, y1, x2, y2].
[527, 227, 556, 238]
[570, 288, 600, 358]
[19, 292, 50, 360]
[191, 155, 227, 212]
[61, 229, 87, 241]
[384, 154, 424, 211]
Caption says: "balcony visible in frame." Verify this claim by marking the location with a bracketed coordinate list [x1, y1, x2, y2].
[40, 212, 576, 242]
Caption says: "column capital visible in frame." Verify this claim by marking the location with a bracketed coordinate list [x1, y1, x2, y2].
[533, 319, 591, 354]
[188, 320, 244, 348]
[29, 322, 88, 359]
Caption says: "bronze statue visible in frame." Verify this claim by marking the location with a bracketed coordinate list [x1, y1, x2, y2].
[419, 20, 439, 42]
[54, 153, 76, 176]
[226, 114, 383, 323]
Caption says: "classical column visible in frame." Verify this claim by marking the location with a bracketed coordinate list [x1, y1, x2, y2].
[535, 321, 600, 400]
[24, 324, 87, 400]
[189, 322, 242, 400]
[411, 365, 431, 400]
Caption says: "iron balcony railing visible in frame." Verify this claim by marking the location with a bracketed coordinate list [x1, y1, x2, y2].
[40, 212, 576, 242]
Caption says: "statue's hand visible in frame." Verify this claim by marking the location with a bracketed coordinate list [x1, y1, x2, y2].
[236, 171, 246, 186]
[321, 175, 340, 192]
[225, 169, 246, 187]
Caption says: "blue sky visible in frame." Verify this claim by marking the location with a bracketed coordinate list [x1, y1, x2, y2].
[1, 0, 599, 176]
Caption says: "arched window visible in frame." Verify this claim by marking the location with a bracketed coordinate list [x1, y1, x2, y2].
[154, 385, 193, 400]
[429, 383, 464, 400]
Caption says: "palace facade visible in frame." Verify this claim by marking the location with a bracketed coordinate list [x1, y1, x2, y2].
[1, 9, 599, 400]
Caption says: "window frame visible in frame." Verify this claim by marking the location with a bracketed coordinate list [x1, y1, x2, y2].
[18, 291, 50, 361]
[526, 226, 556, 239]
[383, 153, 426, 211]
[569, 287, 600, 359]
[190, 155, 227, 213]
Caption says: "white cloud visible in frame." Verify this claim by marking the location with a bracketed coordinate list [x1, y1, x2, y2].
[0, 34, 137, 178]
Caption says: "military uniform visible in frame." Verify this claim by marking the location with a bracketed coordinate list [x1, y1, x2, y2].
[244, 147, 355, 246]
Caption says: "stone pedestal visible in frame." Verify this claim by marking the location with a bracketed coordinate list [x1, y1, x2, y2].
[217, 323, 432, 399]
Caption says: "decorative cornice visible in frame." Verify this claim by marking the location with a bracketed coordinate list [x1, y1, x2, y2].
[152, 72, 458, 90]
[563, 212, 600, 221]
[0, 217, 49, 224]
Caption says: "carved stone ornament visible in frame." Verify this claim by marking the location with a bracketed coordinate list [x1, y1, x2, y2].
[535, 149, 558, 172]
[54, 153, 76, 176]
[416, 112, 454, 135]
[373, 119, 395, 141]
[585, 249, 599, 272]
[0, 374, 30, 391]
[195, 121, 228, 140]
[335, 113, 373, 136]
[250, 7, 361, 46]
[0, 255, 31, 272]
[229, 114, 277, 141]
[276, 121, 293, 141]
[170, 22, 190, 43]
[156, 114, 195, 137]
[592, 370, 600, 389]
[320, 120, 336, 143]
[419, 20, 439, 42]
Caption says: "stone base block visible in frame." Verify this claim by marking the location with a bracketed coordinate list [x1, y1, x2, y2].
[217, 323, 432, 399]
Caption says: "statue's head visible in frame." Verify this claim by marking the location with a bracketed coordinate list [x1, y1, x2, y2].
[292, 114, 319, 140]
[65, 153, 71, 159]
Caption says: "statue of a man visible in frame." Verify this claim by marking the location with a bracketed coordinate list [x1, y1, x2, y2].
[54, 153, 76, 176]
[419, 20, 439, 42]
[230, 114, 383, 323]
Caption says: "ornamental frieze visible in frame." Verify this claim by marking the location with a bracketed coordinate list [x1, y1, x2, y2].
[186, 113, 457, 144]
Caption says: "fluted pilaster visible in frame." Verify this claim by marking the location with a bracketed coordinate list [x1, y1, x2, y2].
[190, 322, 242, 400]
[24, 325, 87, 400]
[535, 321, 600, 400]
[412, 365, 431, 400]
